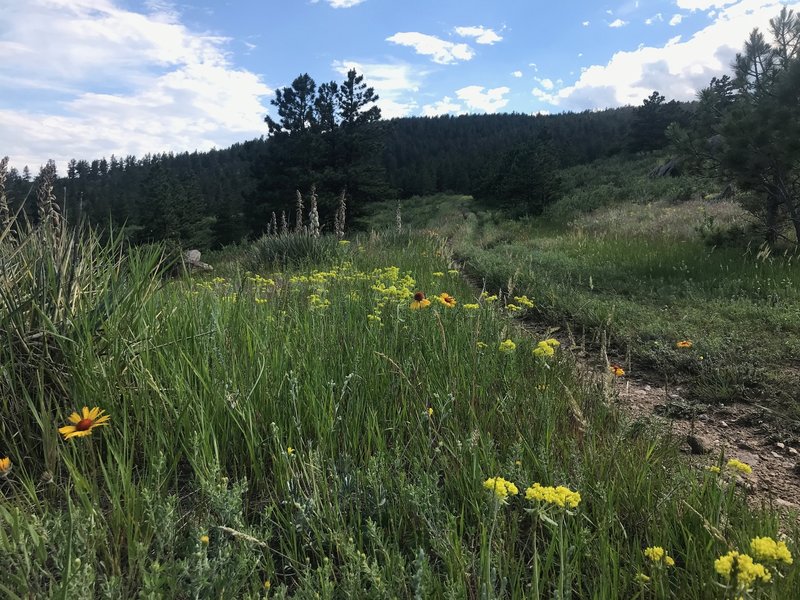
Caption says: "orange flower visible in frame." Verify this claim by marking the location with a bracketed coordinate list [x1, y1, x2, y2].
[609, 365, 625, 377]
[437, 293, 457, 308]
[0, 457, 11, 478]
[410, 291, 432, 309]
[58, 407, 111, 440]
[676, 340, 693, 349]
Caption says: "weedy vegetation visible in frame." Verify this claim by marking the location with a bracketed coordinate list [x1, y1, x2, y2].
[0, 156, 798, 598]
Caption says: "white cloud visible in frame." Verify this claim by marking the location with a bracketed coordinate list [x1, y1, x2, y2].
[677, 0, 737, 9]
[645, 13, 664, 24]
[534, 0, 800, 110]
[455, 85, 510, 113]
[609, 19, 629, 28]
[528, 62, 539, 71]
[312, 0, 367, 8]
[536, 77, 555, 90]
[0, 0, 271, 170]
[455, 26, 503, 45]
[669, 14, 684, 25]
[582, 20, 590, 26]
[386, 32, 474, 64]
[332, 60, 421, 118]
[421, 97, 464, 117]
[512, 70, 523, 78]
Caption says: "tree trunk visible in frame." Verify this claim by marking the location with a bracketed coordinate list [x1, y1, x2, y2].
[765, 193, 780, 245]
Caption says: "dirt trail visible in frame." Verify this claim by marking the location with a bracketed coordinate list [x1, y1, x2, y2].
[564, 335, 800, 514]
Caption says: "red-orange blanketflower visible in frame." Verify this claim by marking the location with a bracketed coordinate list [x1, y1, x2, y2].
[609, 365, 625, 377]
[59, 407, 111, 440]
[410, 291, 432, 309]
[676, 340, 693, 349]
[437, 293, 457, 308]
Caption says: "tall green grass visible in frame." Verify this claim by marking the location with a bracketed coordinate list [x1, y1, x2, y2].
[0, 223, 797, 598]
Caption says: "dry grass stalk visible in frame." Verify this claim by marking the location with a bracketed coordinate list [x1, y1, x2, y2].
[0, 156, 10, 235]
[334, 189, 347, 239]
[395, 201, 402, 233]
[308, 184, 320, 238]
[36, 160, 61, 231]
[269, 211, 278, 236]
[295, 190, 304, 234]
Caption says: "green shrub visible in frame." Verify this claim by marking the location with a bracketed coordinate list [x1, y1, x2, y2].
[244, 233, 339, 270]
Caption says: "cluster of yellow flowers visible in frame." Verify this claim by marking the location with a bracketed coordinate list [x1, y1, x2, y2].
[715, 551, 772, 587]
[483, 477, 519, 501]
[480, 291, 498, 303]
[644, 546, 675, 567]
[533, 338, 560, 358]
[513, 295, 535, 308]
[525, 483, 582, 509]
[498, 339, 517, 354]
[750, 536, 793, 565]
[726, 458, 752, 474]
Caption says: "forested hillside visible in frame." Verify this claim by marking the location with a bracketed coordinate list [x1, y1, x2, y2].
[0, 99, 687, 248]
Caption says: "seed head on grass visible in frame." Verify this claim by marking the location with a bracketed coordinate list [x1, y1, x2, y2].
[58, 407, 110, 440]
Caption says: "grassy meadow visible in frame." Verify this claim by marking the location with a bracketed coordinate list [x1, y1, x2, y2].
[1, 195, 799, 599]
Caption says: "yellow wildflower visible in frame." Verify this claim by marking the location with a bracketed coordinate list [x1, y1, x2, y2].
[432, 272, 444, 277]
[533, 341, 555, 357]
[498, 339, 516, 353]
[506, 303, 521, 312]
[448, 269, 459, 275]
[59, 407, 111, 440]
[750, 537, 793, 565]
[264, 579, 271, 590]
[410, 291, 432, 309]
[200, 535, 210, 545]
[476, 341, 488, 349]
[635, 573, 651, 584]
[463, 303, 480, 310]
[287, 447, 295, 456]
[513, 295, 535, 308]
[715, 551, 771, 587]
[676, 340, 693, 348]
[609, 365, 625, 377]
[706, 465, 721, 474]
[338, 240, 350, 246]
[427, 407, 434, 417]
[726, 458, 752, 474]
[481, 292, 498, 303]
[483, 477, 519, 502]
[525, 483, 581, 509]
[0, 457, 11, 478]
[437, 293, 457, 308]
[644, 546, 675, 566]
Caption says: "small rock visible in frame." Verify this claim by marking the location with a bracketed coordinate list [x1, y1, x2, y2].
[776, 442, 786, 450]
[737, 441, 756, 451]
[720, 421, 728, 428]
[771, 452, 781, 459]
[789, 447, 798, 456]
[687, 434, 712, 455]
[776, 498, 800, 510]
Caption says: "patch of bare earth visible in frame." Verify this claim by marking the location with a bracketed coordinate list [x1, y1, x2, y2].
[570, 342, 800, 517]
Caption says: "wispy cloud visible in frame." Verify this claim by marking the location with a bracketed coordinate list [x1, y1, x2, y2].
[312, 0, 368, 8]
[332, 60, 422, 118]
[0, 0, 271, 169]
[609, 19, 629, 28]
[455, 85, 510, 113]
[386, 32, 475, 64]
[512, 70, 523, 78]
[669, 14, 684, 26]
[454, 26, 503, 45]
[645, 13, 664, 25]
[531, 0, 800, 110]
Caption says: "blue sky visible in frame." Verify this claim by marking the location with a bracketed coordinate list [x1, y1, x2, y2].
[1, 0, 797, 170]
